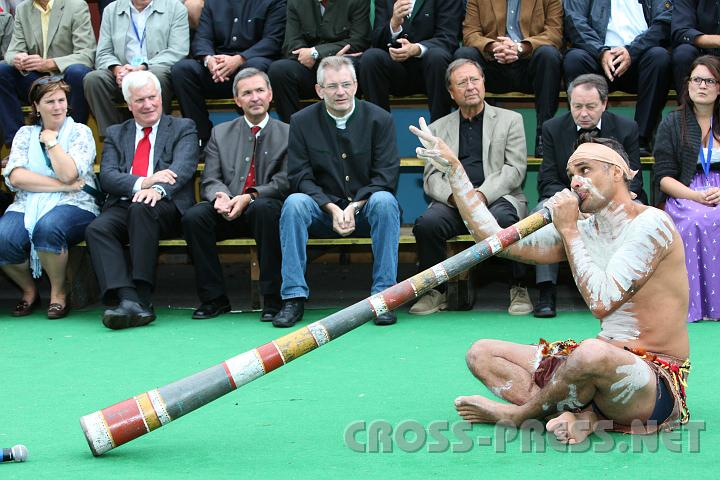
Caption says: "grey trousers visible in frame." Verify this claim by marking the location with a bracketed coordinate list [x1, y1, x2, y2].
[83, 65, 174, 136]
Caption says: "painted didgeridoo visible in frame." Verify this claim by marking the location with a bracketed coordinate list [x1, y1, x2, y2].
[80, 207, 553, 456]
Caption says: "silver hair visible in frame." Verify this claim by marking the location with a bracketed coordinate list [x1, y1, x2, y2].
[567, 74, 609, 103]
[316, 56, 356, 86]
[445, 58, 484, 89]
[232, 68, 272, 97]
[121, 70, 162, 103]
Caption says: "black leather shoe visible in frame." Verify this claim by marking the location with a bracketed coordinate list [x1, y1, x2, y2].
[374, 311, 397, 326]
[533, 284, 557, 318]
[260, 295, 282, 322]
[535, 132, 544, 158]
[192, 296, 231, 319]
[103, 300, 156, 330]
[272, 298, 304, 328]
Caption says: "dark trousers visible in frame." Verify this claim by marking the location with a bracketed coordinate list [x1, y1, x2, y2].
[358, 47, 453, 123]
[412, 199, 526, 291]
[267, 56, 362, 123]
[454, 45, 562, 127]
[0, 63, 92, 145]
[171, 57, 274, 144]
[563, 47, 671, 141]
[181, 197, 283, 302]
[85, 199, 182, 302]
[671, 44, 707, 98]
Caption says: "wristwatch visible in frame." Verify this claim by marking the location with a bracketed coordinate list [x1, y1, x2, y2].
[515, 42, 524, 55]
[350, 201, 362, 217]
[45, 139, 59, 150]
[203, 55, 213, 68]
[310, 48, 320, 60]
[151, 185, 166, 197]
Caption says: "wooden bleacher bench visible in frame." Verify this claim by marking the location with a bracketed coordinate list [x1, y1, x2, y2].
[69, 228, 476, 311]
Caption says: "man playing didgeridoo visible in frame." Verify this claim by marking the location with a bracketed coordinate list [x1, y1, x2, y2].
[410, 120, 691, 443]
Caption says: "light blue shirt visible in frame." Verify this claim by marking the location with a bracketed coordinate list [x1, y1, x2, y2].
[125, 0, 153, 65]
[604, 0, 647, 47]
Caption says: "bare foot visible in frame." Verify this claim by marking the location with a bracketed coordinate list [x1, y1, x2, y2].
[454, 395, 518, 425]
[546, 411, 598, 444]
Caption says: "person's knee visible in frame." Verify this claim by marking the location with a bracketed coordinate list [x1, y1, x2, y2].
[360, 47, 388, 69]
[268, 59, 300, 84]
[534, 45, 562, 67]
[63, 64, 91, 84]
[251, 196, 281, 217]
[181, 203, 209, 230]
[672, 44, 698, 66]
[412, 211, 442, 241]
[127, 201, 158, 221]
[0, 228, 26, 262]
[565, 339, 614, 376]
[280, 193, 313, 223]
[31, 217, 69, 253]
[642, 47, 672, 71]
[366, 191, 399, 218]
[465, 339, 497, 371]
[171, 59, 199, 84]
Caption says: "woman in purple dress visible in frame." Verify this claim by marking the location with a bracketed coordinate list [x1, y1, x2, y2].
[654, 55, 720, 322]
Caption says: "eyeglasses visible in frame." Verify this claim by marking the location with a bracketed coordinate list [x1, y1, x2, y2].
[454, 77, 483, 90]
[321, 81, 355, 93]
[690, 76, 719, 86]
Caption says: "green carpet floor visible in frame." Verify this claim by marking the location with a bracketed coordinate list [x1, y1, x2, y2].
[2, 308, 718, 479]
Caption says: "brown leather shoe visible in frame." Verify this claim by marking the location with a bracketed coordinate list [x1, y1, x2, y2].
[12, 296, 40, 317]
[47, 303, 70, 319]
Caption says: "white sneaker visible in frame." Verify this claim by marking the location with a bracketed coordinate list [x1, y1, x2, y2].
[409, 290, 447, 315]
[508, 286, 533, 315]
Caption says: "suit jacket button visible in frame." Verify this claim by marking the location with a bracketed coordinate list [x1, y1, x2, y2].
[232, 36, 237, 41]
[341, 153, 347, 159]
[345, 176, 350, 182]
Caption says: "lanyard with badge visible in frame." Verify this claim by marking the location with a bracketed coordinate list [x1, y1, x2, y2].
[130, 9, 148, 66]
[699, 117, 714, 187]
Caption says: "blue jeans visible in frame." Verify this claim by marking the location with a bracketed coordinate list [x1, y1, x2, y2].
[0, 206, 96, 265]
[279, 191, 400, 299]
[0, 63, 92, 144]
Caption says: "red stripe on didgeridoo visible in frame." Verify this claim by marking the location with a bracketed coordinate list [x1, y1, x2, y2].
[379, 281, 417, 311]
[256, 342, 285, 373]
[103, 398, 149, 447]
[222, 362, 237, 389]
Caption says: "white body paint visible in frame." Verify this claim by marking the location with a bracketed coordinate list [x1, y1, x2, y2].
[491, 380, 513, 397]
[571, 207, 675, 339]
[556, 384, 584, 411]
[610, 356, 652, 404]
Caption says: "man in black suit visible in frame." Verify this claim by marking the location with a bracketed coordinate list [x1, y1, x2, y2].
[267, 0, 370, 123]
[359, 0, 463, 123]
[171, 0, 286, 146]
[85, 71, 199, 330]
[533, 73, 645, 317]
[272, 56, 401, 328]
[563, 0, 672, 156]
[182, 68, 289, 321]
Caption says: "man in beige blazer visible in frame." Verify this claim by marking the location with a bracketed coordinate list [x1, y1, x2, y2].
[411, 58, 532, 316]
[1, 0, 95, 147]
[84, 0, 189, 136]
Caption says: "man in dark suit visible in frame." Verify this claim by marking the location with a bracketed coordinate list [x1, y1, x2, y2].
[171, 0, 286, 146]
[533, 73, 645, 317]
[182, 68, 289, 321]
[272, 56, 401, 328]
[563, 0, 672, 156]
[671, 0, 720, 95]
[85, 71, 199, 330]
[267, 0, 370, 123]
[359, 0, 463, 123]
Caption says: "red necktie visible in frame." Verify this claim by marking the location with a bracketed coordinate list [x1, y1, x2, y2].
[131, 127, 152, 176]
[243, 125, 261, 192]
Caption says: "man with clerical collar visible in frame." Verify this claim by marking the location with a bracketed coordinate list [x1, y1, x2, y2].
[410, 124, 691, 442]
[532, 73, 646, 318]
[182, 68, 289, 322]
[272, 56, 401, 328]
[410, 58, 533, 316]
[84, 0, 189, 137]
[85, 71, 199, 330]
[1, 0, 95, 148]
